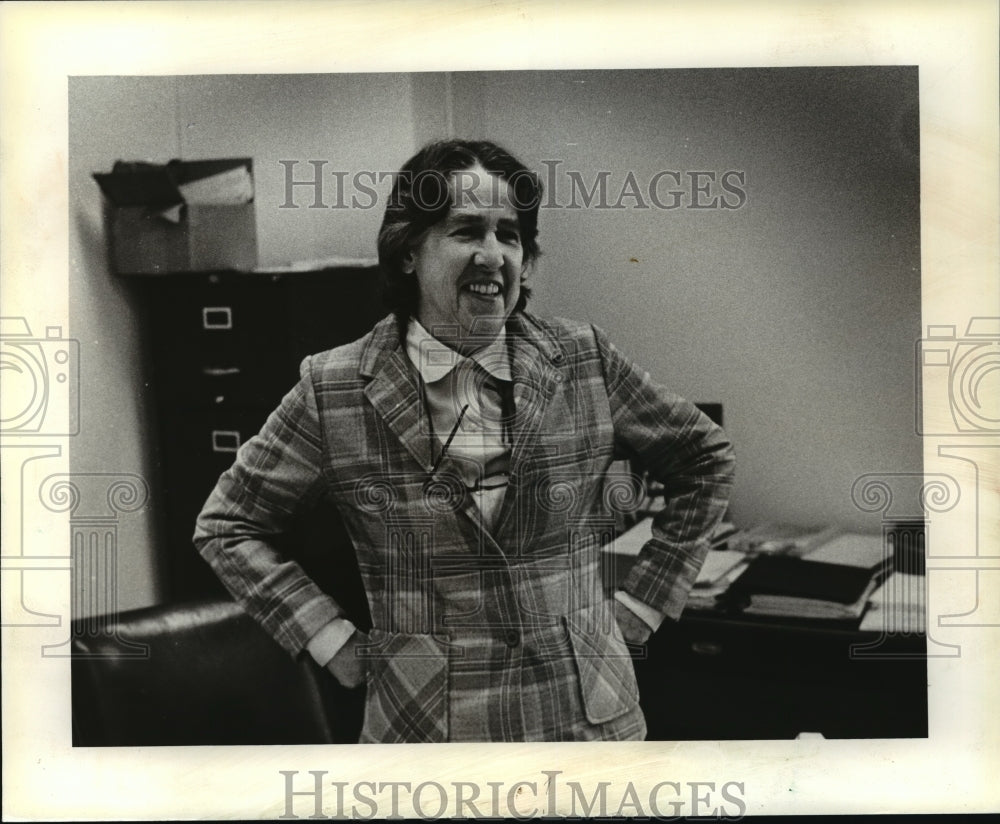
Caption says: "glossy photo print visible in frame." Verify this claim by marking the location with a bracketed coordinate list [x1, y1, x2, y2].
[2, 2, 998, 820]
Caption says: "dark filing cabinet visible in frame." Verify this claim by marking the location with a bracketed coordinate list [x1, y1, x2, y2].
[131, 265, 385, 609]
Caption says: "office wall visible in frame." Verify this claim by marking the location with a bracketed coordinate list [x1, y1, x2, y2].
[451, 68, 922, 532]
[69, 77, 180, 611]
[70, 69, 921, 612]
[69, 74, 428, 611]
[173, 74, 420, 265]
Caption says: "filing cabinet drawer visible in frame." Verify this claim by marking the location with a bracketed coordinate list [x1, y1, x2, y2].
[161, 404, 274, 485]
[146, 278, 294, 406]
[157, 357, 298, 411]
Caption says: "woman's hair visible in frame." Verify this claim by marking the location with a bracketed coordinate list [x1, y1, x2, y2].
[377, 139, 543, 329]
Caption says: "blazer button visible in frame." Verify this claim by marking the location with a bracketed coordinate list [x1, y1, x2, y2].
[504, 629, 521, 648]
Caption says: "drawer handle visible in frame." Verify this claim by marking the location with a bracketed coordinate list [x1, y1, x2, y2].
[211, 430, 241, 453]
[202, 367, 241, 376]
[690, 641, 724, 657]
[202, 307, 233, 330]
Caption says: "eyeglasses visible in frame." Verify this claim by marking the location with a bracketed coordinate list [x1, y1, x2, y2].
[429, 403, 468, 477]
[424, 361, 516, 498]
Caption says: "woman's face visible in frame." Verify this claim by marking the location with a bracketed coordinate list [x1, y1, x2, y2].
[404, 165, 524, 354]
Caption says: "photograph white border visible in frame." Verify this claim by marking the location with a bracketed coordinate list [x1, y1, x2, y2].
[2, 0, 998, 818]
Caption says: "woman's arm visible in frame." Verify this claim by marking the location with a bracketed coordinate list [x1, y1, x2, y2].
[594, 324, 737, 622]
[193, 355, 348, 658]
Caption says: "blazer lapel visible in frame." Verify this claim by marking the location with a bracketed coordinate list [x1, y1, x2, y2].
[359, 319, 497, 538]
[492, 313, 566, 542]
[506, 312, 564, 471]
[361, 313, 567, 548]
[361, 317, 435, 473]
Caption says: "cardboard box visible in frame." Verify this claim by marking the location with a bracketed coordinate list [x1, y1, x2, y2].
[94, 159, 258, 275]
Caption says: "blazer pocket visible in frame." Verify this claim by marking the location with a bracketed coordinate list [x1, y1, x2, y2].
[358, 629, 449, 743]
[564, 608, 640, 726]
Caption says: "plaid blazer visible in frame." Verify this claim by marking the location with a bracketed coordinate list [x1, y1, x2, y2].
[194, 311, 735, 742]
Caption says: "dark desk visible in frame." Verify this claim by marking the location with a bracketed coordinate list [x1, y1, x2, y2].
[635, 608, 927, 740]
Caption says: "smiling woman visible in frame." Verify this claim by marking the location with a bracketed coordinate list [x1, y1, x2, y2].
[193, 137, 735, 743]
[377, 140, 543, 345]
[402, 164, 525, 353]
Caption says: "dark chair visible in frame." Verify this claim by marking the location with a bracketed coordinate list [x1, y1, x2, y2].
[71, 598, 364, 746]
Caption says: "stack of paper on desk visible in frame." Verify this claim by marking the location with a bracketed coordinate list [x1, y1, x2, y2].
[603, 520, 897, 620]
[694, 549, 746, 587]
[724, 552, 889, 620]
